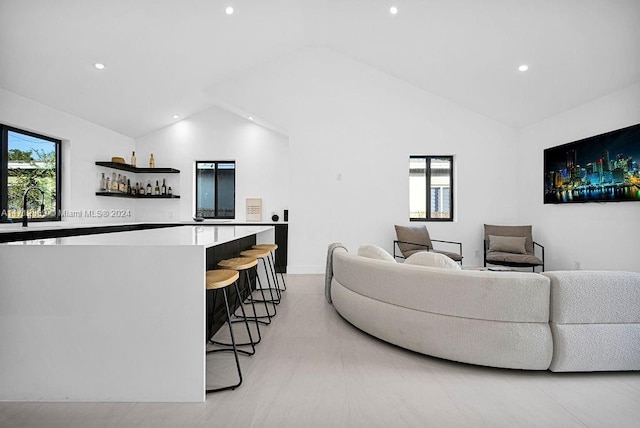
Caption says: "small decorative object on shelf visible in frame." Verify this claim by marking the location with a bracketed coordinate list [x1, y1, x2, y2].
[131, 151, 136, 167]
[99, 173, 106, 191]
[272, 214, 279, 222]
[149, 153, 155, 168]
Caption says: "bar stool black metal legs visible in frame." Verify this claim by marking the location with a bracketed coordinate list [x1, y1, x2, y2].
[218, 256, 276, 324]
[205, 269, 252, 393]
[253, 243, 287, 292]
[240, 248, 281, 304]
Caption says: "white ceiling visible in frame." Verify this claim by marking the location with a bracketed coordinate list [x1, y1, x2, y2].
[1, 0, 639, 138]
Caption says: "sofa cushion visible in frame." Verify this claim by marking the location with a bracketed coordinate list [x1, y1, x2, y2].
[488, 235, 527, 254]
[405, 251, 461, 270]
[486, 252, 543, 266]
[357, 244, 395, 263]
[433, 249, 463, 262]
[395, 225, 432, 257]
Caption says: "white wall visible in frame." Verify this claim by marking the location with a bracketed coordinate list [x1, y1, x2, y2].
[205, 48, 519, 272]
[517, 82, 640, 272]
[0, 88, 136, 224]
[135, 107, 289, 223]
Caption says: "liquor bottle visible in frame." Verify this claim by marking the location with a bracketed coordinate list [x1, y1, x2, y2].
[149, 153, 155, 168]
[168, 186, 173, 196]
[130, 151, 136, 167]
[126, 179, 131, 194]
[118, 174, 126, 193]
[146, 180, 152, 195]
[99, 173, 106, 191]
[139, 182, 145, 196]
[111, 173, 118, 191]
[161, 178, 167, 195]
[154, 180, 160, 196]
[105, 177, 111, 192]
[132, 182, 137, 196]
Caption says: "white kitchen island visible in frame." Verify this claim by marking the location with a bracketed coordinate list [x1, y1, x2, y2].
[0, 225, 274, 402]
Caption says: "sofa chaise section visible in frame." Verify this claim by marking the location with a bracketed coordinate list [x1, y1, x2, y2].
[544, 270, 640, 372]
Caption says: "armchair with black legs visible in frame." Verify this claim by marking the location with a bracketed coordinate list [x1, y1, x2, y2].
[393, 225, 463, 264]
[483, 224, 545, 272]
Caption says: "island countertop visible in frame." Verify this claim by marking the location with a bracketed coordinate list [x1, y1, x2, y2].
[1, 224, 273, 247]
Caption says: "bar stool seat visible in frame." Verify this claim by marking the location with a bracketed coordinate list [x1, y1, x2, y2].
[239, 248, 271, 259]
[253, 243, 277, 251]
[205, 268, 253, 394]
[206, 269, 239, 290]
[218, 256, 258, 271]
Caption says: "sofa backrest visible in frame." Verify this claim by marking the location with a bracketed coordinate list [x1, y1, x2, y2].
[332, 250, 550, 323]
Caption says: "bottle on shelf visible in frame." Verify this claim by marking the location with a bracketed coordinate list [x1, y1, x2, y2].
[146, 180, 152, 195]
[118, 174, 126, 193]
[105, 176, 111, 192]
[111, 172, 118, 191]
[131, 151, 136, 167]
[99, 173, 106, 191]
[149, 153, 155, 168]
[154, 180, 160, 196]
[139, 182, 145, 196]
[168, 186, 173, 196]
[126, 179, 131, 194]
[161, 178, 166, 195]
[132, 182, 137, 196]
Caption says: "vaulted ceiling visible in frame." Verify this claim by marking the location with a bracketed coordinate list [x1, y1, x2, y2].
[1, 0, 639, 138]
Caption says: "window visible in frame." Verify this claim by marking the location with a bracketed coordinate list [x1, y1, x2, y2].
[409, 155, 453, 221]
[1, 125, 61, 223]
[195, 161, 236, 219]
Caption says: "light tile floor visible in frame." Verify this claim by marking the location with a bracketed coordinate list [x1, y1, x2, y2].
[1, 274, 639, 427]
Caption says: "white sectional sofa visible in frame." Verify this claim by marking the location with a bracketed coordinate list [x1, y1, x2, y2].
[326, 244, 640, 372]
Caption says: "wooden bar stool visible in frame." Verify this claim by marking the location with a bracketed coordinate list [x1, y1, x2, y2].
[240, 248, 281, 304]
[218, 256, 276, 326]
[253, 243, 287, 291]
[205, 269, 253, 393]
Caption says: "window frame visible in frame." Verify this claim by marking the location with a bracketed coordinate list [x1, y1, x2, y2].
[1, 125, 62, 223]
[409, 155, 454, 222]
[194, 160, 236, 219]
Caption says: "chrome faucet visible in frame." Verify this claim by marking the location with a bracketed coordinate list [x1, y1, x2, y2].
[22, 186, 45, 227]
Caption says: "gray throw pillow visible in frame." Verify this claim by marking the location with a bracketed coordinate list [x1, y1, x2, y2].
[488, 235, 527, 254]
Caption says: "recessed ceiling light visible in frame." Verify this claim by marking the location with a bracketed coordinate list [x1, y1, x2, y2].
[518, 64, 529, 72]
[94, 63, 105, 70]
[225, 6, 234, 15]
[389, 6, 399, 15]
[172, 114, 179, 119]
